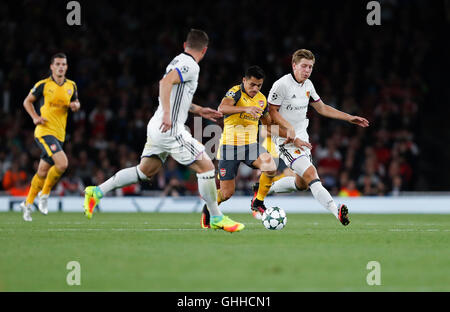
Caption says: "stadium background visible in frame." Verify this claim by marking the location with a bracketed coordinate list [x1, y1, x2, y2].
[0, 0, 449, 200]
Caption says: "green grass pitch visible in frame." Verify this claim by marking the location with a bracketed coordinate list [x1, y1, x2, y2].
[0, 212, 449, 291]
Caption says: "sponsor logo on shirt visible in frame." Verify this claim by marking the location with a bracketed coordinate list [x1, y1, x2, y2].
[239, 112, 259, 121]
[286, 104, 308, 111]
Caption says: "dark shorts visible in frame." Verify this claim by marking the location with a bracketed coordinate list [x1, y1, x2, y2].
[276, 157, 288, 172]
[218, 143, 267, 181]
[35, 135, 64, 165]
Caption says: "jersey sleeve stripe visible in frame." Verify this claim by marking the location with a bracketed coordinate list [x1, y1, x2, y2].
[310, 97, 321, 103]
[170, 83, 185, 135]
[31, 81, 46, 98]
[175, 67, 184, 83]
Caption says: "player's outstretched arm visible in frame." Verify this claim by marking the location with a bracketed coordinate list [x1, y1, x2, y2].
[189, 103, 223, 122]
[23, 93, 47, 125]
[310, 100, 369, 127]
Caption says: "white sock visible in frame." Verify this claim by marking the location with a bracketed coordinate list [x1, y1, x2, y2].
[268, 176, 298, 195]
[309, 180, 338, 218]
[99, 166, 148, 195]
[197, 170, 222, 217]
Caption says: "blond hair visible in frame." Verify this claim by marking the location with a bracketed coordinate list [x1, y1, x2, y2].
[292, 49, 315, 64]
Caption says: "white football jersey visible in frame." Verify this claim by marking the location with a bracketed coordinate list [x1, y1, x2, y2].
[268, 73, 320, 142]
[151, 52, 199, 135]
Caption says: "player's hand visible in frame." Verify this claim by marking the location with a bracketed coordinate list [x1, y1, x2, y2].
[200, 107, 223, 122]
[245, 106, 263, 118]
[293, 138, 312, 151]
[349, 115, 369, 127]
[70, 101, 80, 112]
[33, 116, 47, 125]
[160, 112, 172, 133]
[284, 127, 296, 144]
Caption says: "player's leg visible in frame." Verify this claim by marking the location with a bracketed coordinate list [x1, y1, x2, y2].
[28, 136, 66, 216]
[292, 157, 349, 226]
[252, 159, 292, 196]
[84, 155, 163, 219]
[267, 170, 308, 195]
[200, 145, 240, 228]
[38, 150, 68, 212]
[200, 177, 236, 228]
[250, 152, 277, 218]
[20, 159, 51, 221]
[189, 154, 244, 232]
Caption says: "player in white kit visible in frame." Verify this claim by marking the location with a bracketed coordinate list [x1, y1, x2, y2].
[83, 29, 244, 232]
[261, 49, 369, 225]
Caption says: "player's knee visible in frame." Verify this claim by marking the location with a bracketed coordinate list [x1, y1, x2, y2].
[264, 169, 277, 177]
[259, 155, 277, 173]
[200, 162, 215, 173]
[138, 166, 155, 180]
[302, 165, 317, 184]
[55, 162, 68, 173]
[295, 176, 308, 191]
[221, 189, 234, 201]
[37, 167, 49, 177]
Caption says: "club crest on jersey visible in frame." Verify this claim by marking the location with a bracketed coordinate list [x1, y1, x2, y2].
[220, 168, 226, 177]
[50, 144, 57, 152]
[294, 149, 302, 155]
[259, 100, 264, 108]
[67, 89, 72, 95]
[306, 91, 310, 98]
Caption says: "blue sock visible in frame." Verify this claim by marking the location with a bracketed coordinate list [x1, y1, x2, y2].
[211, 215, 224, 223]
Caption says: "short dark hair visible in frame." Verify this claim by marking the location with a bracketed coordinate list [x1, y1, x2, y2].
[245, 65, 265, 80]
[185, 29, 209, 51]
[50, 53, 67, 64]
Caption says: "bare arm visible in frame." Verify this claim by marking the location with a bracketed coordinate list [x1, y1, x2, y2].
[218, 97, 262, 118]
[268, 104, 295, 141]
[23, 93, 47, 125]
[310, 100, 369, 127]
[159, 69, 181, 132]
[267, 104, 312, 150]
[189, 103, 223, 122]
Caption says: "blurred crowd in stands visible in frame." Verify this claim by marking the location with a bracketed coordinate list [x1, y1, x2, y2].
[0, 0, 438, 197]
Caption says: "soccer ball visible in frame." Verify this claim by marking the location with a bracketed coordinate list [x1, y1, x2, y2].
[262, 207, 287, 230]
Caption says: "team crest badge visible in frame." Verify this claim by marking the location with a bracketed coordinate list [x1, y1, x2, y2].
[306, 91, 310, 98]
[220, 168, 226, 177]
[259, 100, 264, 108]
[50, 144, 57, 152]
[294, 149, 301, 155]
[67, 89, 72, 95]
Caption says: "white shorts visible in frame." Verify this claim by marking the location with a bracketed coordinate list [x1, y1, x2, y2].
[142, 120, 205, 166]
[274, 136, 312, 170]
